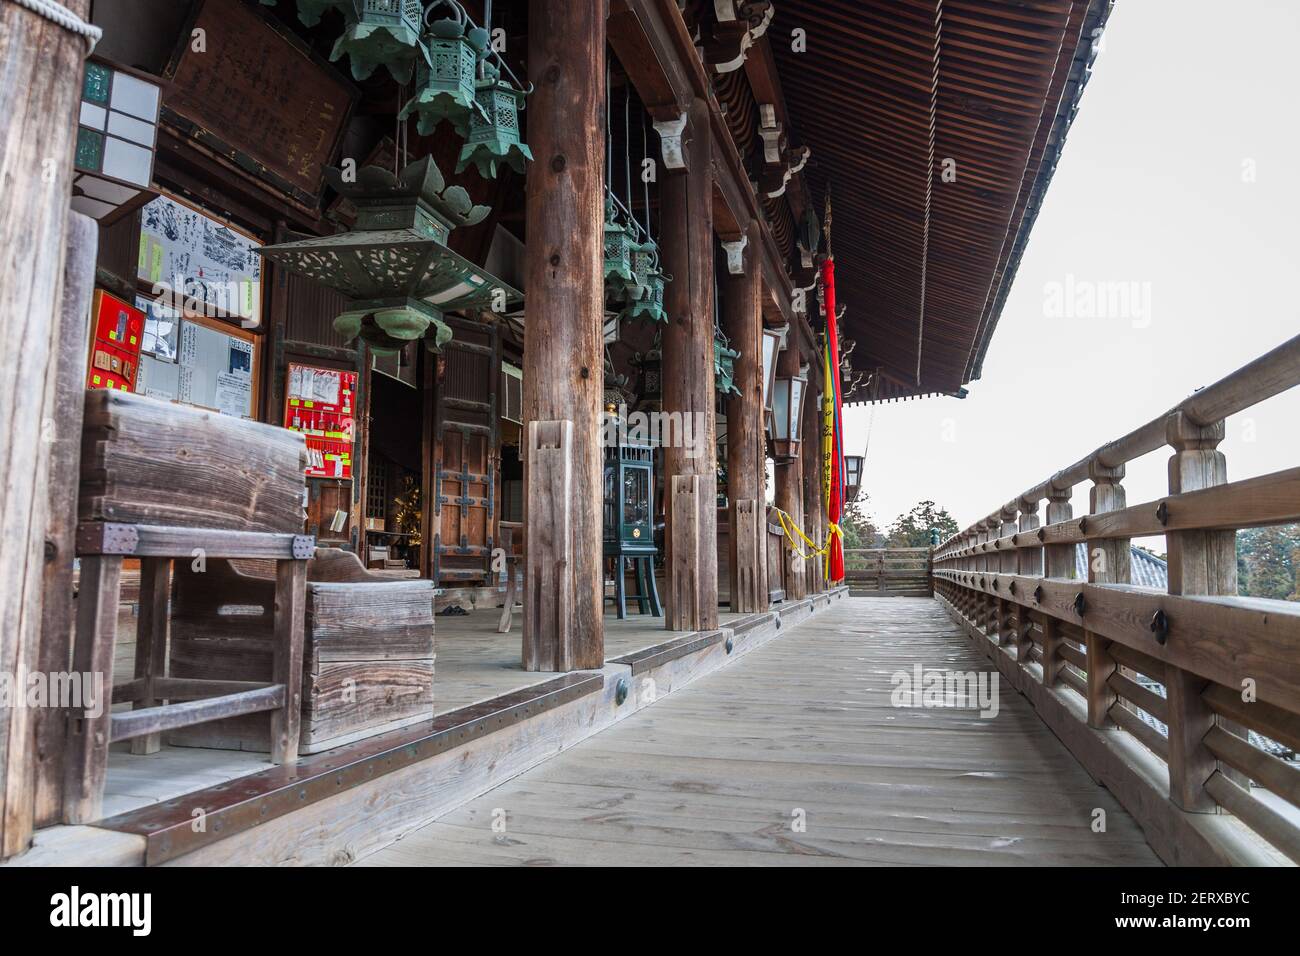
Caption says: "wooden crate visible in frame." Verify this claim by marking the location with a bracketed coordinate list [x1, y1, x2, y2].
[166, 553, 435, 753]
[80, 389, 307, 533]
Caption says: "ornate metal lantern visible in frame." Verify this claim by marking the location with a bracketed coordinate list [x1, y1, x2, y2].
[770, 369, 807, 460]
[602, 423, 661, 618]
[630, 347, 662, 405]
[400, 1, 487, 136]
[844, 454, 864, 501]
[330, 0, 429, 84]
[457, 62, 533, 179]
[603, 196, 635, 294]
[714, 333, 742, 398]
[255, 157, 520, 353]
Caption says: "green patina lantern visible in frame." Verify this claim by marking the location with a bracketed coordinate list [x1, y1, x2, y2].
[603, 196, 636, 295]
[256, 157, 520, 353]
[331, 0, 429, 85]
[714, 333, 742, 398]
[400, 1, 487, 137]
[621, 256, 670, 327]
[456, 62, 533, 179]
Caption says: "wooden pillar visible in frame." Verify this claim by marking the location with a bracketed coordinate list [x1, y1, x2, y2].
[1164, 411, 1236, 812]
[0, 0, 92, 859]
[722, 219, 765, 612]
[660, 97, 718, 631]
[521, 0, 605, 670]
[1084, 461, 1127, 729]
[773, 346, 804, 601]
[33, 213, 97, 827]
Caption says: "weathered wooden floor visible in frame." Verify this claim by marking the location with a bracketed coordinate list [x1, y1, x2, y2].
[358, 597, 1161, 866]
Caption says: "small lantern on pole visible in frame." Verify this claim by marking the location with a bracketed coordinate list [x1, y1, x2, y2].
[770, 368, 807, 461]
[843, 454, 864, 502]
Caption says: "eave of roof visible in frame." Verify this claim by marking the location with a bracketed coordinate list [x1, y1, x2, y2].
[769, 0, 1110, 404]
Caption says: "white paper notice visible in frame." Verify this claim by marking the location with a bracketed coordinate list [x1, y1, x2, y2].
[215, 371, 252, 418]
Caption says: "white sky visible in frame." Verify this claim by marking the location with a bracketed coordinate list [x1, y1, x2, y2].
[843, 0, 1300, 538]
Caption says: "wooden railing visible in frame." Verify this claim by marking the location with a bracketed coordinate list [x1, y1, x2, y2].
[931, 333, 1300, 866]
[845, 548, 933, 596]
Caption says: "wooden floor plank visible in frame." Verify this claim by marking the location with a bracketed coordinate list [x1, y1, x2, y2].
[357, 597, 1161, 867]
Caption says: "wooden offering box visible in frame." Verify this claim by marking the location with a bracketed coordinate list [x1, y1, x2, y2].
[168, 551, 436, 753]
[80, 389, 308, 533]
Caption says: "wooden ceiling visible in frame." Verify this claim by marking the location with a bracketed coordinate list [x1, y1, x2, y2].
[770, 0, 1107, 401]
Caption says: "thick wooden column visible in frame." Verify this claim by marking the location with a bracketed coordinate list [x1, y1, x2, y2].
[521, 0, 605, 670]
[773, 346, 804, 601]
[722, 220, 765, 612]
[1164, 411, 1237, 812]
[660, 98, 718, 631]
[0, 0, 92, 859]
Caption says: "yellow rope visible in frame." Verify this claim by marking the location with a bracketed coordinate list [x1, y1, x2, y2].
[774, 508, 830, 561]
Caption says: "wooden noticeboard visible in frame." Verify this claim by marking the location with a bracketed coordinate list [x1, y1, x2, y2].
[163, 0, 356, 204]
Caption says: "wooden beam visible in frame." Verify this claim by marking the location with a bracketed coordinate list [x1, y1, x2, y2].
[521, 0, 605, 669]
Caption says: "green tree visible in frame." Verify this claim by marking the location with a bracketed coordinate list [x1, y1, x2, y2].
[887, 500, 959, 548]
[839, 494, 881, 551]
[1237, 525, 1300, 600]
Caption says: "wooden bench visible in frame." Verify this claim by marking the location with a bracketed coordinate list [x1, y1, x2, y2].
[66, 390, 312, 824]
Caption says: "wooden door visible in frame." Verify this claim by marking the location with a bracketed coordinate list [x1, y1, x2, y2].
[423, 318, 499, 586]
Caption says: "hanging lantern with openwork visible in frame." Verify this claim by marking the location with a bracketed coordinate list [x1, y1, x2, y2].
[714, 334, 742, 398]
[456, 61, 533, 179]
[330, 0, 429, 85]
[623, 264, 668, 324]
[603, 196, 635, 295]
[630, 347, 662, 405]
[255, 157, 520, 353]
[400, 1, 487, 136]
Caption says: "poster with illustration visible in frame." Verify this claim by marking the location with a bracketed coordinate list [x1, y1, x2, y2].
[137, 194, 263, 328]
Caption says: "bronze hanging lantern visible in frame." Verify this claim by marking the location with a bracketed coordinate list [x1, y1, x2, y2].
[400, 0, 488, 136]
[255, 157, 520, 353]
[456, 61, 533, 179]
[603, 195, 635, 295]
[330, 0, 429, 85]
[714, 333, 742, 398]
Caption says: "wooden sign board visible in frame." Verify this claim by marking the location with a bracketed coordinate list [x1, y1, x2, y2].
[164, 0, 355, 204]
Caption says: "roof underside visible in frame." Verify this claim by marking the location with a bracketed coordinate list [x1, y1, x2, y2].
[772, 0, 1108, 402]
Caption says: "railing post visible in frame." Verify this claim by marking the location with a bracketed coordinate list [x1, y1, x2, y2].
[1164, 411, 1236, 812]
[1018, 495, 1042, 577]
[1084, 460, 1128, 729]
[1044, 486, 1073, 577]
[998, 506, 1018, 645]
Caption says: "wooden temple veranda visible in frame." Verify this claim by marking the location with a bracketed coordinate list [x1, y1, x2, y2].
[1, 0, 1298, 870]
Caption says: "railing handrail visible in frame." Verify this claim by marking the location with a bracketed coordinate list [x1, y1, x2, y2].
[940, 331, 1300, 549]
